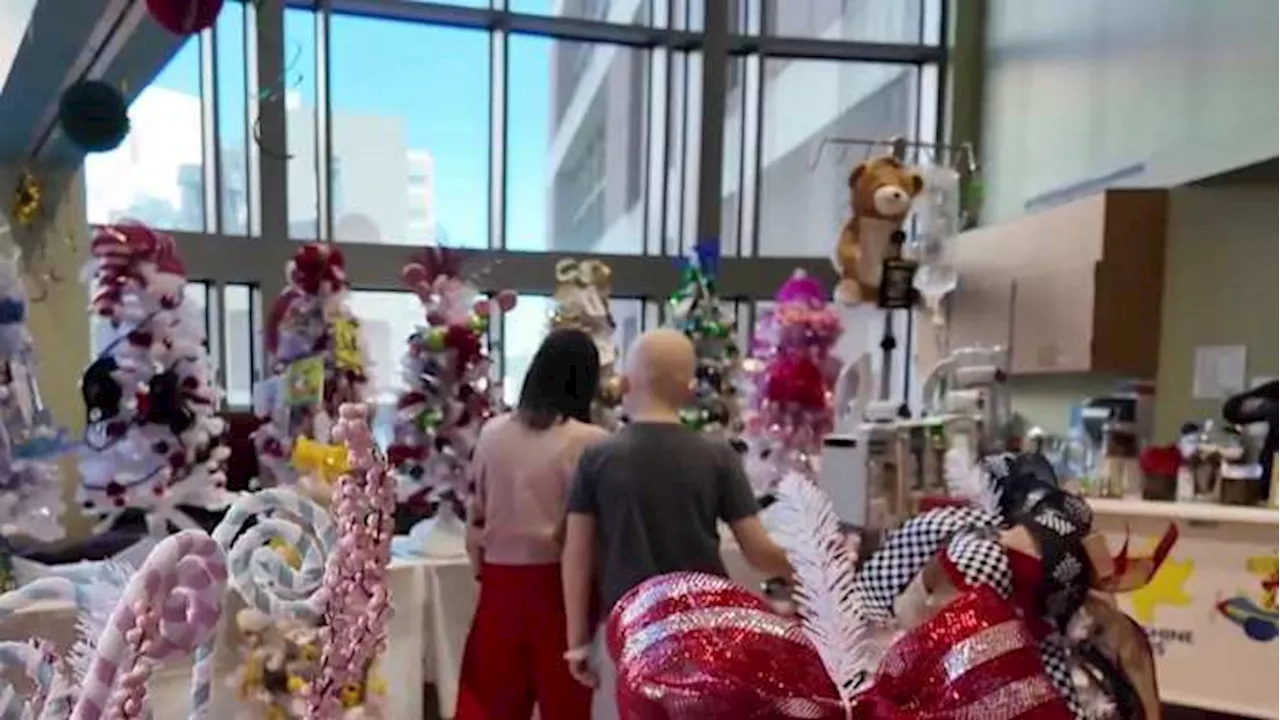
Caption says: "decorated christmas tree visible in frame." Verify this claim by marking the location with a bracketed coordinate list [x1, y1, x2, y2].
[77, 222, 229, 535]
[253, 243, 369, 494]
[740, 270, 843, 492]
[386, 247, 515, 521]
[667, 241, 741, 436]
[0, 251, 70, 544]
[550, 258, 621, 429]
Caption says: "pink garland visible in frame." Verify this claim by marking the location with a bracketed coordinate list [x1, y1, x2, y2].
[307, 404, 396, 717]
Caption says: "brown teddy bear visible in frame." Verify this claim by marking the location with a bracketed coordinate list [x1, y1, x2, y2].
[832, 155, 924, 306]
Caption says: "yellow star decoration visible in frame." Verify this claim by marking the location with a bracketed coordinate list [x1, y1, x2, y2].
[1128, 542, 1194, 624]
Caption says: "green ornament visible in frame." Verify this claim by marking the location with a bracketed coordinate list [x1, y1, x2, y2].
[417, 408, 444, 431]
[469, 314, 488, 334]
[424, 327, 447, 352]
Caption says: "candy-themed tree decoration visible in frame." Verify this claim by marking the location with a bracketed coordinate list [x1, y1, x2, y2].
[254, 242, 368, 489]
[78, 222, 230, 535]
[0, 250, 71, 543]
[386, 247, 515, 518]
[0, 529, 230, 719]
[740, 270, 843, 488]
[667, 240, 741, 436]
[551, 258, 621, 428]
[308, 404, 395, 717]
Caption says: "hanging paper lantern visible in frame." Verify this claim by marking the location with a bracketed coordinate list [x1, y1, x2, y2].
[58, 80, 130, 153]
[145, 0, 225, 36]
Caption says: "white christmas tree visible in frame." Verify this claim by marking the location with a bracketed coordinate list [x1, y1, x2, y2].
[77, 222, 230, 536]
[252, 243, 369, 495]
[386, 247, 514, 525]
[0, 248, 70, 544]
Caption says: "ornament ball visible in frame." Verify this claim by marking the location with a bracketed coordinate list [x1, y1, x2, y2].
[424, 327, 447, 352]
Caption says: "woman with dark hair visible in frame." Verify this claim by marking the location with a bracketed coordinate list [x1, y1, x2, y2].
[456, 328, 609, 720]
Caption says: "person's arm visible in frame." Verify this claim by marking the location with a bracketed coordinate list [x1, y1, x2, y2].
[719, 445, 793, 579]
[562, 514, 597, 654]
[562, 447, 601, 688]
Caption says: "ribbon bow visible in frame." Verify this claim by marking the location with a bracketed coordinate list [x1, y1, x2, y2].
[289, 243, 347, 296]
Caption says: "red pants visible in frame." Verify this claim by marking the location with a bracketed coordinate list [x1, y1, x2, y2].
[456, 563, 592, 720]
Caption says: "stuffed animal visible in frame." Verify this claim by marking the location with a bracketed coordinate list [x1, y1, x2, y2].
[832, 155, 923, 306]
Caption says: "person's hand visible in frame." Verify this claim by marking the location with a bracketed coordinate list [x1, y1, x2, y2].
[564, 645, 598, 688]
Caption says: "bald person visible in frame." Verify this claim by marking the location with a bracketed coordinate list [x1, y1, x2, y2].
[561, 329, 792, 717]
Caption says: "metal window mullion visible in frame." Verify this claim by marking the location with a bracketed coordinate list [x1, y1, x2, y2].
[490, 29, 507, 249]
[256, 0, 289, 243]
[727, 35, 944, 64]
[324, 0, 700, 49]
[318, 1, 334, 241]
[693, 0, 727, 248]
[200, 28, 222, 235]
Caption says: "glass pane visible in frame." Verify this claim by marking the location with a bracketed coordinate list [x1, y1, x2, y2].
[223, 284, 257, 408]
[501, 295, 553, 406]
[85, 39, 206, 231]
[509, 0, 651, 25]
[285, 8, 321, 240]
[612, 298, 643, 366]
[347, 291, 425, 405]
[506, 35, 648, 254]
[757, 61, 919, 257]
[216, 1, 250, 235]
[329, 17, 489, 248]
[761, 0, 934, 44]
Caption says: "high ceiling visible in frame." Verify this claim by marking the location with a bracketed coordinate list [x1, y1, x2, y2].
[0, 0, 183, 166]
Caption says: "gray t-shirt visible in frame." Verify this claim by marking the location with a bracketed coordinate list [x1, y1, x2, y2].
[566, 421, 759, 613]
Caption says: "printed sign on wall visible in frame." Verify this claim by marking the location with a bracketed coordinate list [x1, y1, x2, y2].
[1216, 553, 1279, 643]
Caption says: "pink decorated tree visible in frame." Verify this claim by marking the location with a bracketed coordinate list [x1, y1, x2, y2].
[385, 247, 515, 521]
[740, 270, 843, 492]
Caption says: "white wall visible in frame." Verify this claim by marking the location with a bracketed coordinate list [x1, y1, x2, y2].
[981, 0, 1279, 222]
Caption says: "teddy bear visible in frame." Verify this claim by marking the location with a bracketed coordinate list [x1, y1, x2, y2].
[832, 155, 924, 306]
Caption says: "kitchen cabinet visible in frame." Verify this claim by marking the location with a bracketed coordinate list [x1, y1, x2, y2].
[929, 189, 1167, 377]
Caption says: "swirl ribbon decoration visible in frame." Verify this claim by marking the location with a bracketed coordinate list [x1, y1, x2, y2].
[0, 531, 228, 720]
[308, 404, 395, 717]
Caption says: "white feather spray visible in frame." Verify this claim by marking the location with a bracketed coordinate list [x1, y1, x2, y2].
[772, 472, 876, 713]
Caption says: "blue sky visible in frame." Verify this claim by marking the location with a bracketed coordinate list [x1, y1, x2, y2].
[152, 1, 556, 250]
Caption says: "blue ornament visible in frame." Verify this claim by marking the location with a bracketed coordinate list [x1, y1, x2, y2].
[0, 298, 26, 325]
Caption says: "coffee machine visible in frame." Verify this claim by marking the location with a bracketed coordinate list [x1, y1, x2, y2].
[1080, 384, 1152, 497]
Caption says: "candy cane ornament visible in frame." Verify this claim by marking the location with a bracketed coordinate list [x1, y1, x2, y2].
[73, 530, 228, 720]
[307, 404, 396, 717]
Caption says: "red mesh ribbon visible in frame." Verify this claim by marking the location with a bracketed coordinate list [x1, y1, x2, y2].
[607, 572, 842, 719]
[609, 574, 1074, 720]
[89, 222, 185, 318]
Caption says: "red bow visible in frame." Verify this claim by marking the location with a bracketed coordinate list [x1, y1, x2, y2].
[608, 573, 1073, 720]
[290, 243, 347, 296]
[89, 221, 186, 318]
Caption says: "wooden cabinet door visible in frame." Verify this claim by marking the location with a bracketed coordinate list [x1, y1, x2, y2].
[1010, 265, 1097, 374]
[946, 273, 1015, 355]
